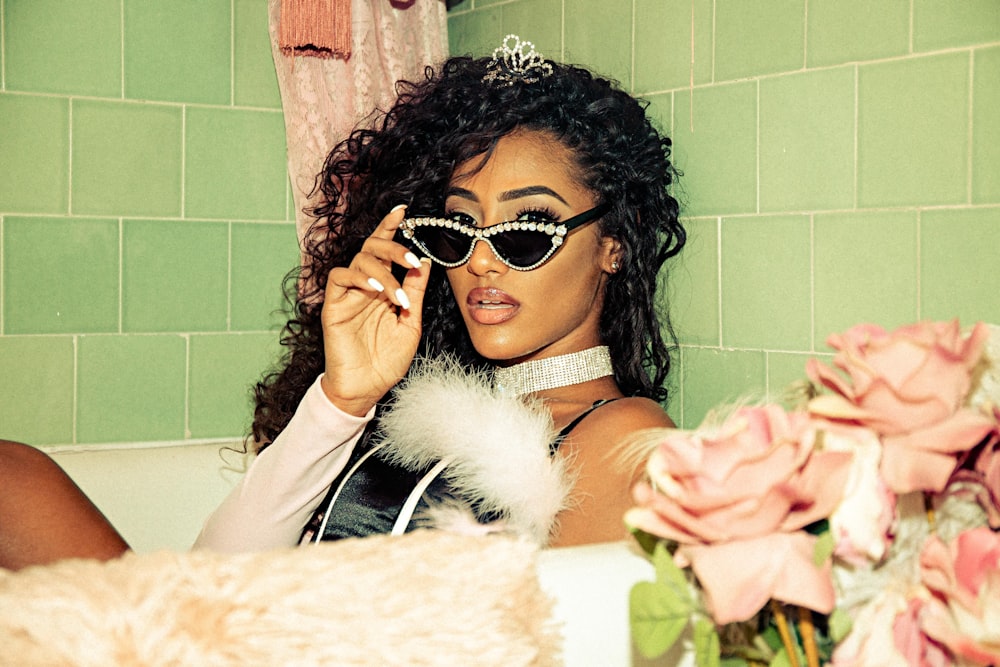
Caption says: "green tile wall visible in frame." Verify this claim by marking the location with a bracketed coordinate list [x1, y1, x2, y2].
[448, 1, 1000, 427]
[122, 220, 229, 333]
[124, 0, 232, 105]
[72, 100, 184, 217]
[188, 333, 278, 439]
[2, 3, 997, 444]
[4, 0, 121, 97]
[4, 217, 119, 334]
[2, 1, 290, 446]
[0, 95, 69, 214]
[858, 53, 969, 208]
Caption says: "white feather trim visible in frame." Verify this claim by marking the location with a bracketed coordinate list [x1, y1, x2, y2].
[375, 356, 574, 545]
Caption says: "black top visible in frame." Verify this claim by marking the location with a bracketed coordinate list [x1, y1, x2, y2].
[301, 399, 617, 542]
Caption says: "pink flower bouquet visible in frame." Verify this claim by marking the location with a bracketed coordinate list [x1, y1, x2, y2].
[626, 320, 999, 667]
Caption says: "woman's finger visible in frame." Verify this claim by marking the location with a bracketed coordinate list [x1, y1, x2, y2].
[357, 236, 425, 274]
[367, 203, 409, 241]
[397, 258, 433, 316]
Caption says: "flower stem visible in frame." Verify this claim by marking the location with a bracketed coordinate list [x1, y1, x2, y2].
[797, 606, 820, 667]
[769, 600, 801, 667]
[924, 491, 936, 530]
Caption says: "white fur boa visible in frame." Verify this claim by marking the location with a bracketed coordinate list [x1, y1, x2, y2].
[375, 356, 574, 545]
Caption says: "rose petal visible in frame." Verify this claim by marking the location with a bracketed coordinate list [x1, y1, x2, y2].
[808, 393, 873, 421]
[680, 532, 835, 625]
[881, 409, 998, 493]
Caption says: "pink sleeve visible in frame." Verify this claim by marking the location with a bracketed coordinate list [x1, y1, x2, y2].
[193, 375, 373, 552]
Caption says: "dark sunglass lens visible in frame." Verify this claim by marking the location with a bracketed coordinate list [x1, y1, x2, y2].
[491, 229, 553, 268]
[413, 226, 470, 264]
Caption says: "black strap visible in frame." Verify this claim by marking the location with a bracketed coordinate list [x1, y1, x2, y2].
[549, 398, 620, 455]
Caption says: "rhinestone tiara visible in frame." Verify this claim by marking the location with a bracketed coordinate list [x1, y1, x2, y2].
[482, 34, 554, 87]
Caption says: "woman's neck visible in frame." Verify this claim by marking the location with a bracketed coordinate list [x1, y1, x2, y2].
[491, 345, 614, 397]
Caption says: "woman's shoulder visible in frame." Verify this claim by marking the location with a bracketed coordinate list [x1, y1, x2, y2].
[562, 395, 675, 452]
[592, 395, 675, 432]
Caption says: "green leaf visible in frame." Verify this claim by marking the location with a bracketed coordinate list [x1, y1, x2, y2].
[759, 625, 782, 651]
[813, 529, 835, 566]
[693, 618, 721, 667]
[631, 528, 660, 556]
[768, 642, 807, 667]
[630, 580, 692, 658]
[769, 646, 793, 667]
[828, 607, 853, 643]
[652, 541, 691, 594]
[720, 659, 750, 667]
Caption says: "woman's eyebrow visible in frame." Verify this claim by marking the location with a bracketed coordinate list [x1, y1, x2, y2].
[444, 185, 569, 205]
[500, 186, 569, 205]
[445, 186, 478, 201]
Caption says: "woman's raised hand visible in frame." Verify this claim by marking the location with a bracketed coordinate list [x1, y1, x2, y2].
[319, 205, 431, 416]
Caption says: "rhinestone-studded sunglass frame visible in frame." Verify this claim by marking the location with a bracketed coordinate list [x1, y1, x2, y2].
[399, 202, 611, 271]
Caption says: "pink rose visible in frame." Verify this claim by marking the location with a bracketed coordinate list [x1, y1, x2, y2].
[918, 528, 1000, 665]
[625, 405, 852, 623]
[970, 409, 1000, 527]
[830, 593, 950, 667]
[808, 320, 997, 493]
[894, 599, 953, 667]
[817, 419, 896, 565]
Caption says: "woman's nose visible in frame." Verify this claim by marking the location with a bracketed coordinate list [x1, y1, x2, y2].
[466, 238, 507, 276]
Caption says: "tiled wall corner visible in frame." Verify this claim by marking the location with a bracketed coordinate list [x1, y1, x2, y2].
[1, 0, 292, 446]
[449, 0, 1000, 427]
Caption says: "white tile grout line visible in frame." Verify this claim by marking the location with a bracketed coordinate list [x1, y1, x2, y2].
[72, 334, 78, 443]
[809, 213, 815, 352]
[630, 0, 636, 94]
[183, 333, 191, 439]
[716, 215, 723, 347]
[908, 0, 915, 55]
[227, 222, 233, 331]
[678, 346, 686, 427]
[559, 0, 565, 62]
[0, 0, 6, 91]
[120, 0, 125, 99]
[802, 0, 809, 70]
[755, 78, 760, 214]
[915, 209, 922, 321]
[853, 64, 859, 211]
[689, 0, 695, 131]
[230, 0, 236, 107]
[118, 218, 124, 333]
[67, 98, 74, 214]
[967, 49, 975, 205]
[181, 106, 187, 218]
[710, 0, 716, 85]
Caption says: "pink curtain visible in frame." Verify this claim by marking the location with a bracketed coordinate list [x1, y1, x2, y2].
[267, 0, 449, 255]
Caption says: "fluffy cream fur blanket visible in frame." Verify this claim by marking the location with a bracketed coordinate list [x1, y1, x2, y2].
[0, 531, 559, 666]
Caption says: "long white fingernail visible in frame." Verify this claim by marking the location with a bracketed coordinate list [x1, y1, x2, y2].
[367, 277, 385, 293]
[404, 251, 422, 269]
[395, 288, 411, 310]
[390, 203, 407, 213]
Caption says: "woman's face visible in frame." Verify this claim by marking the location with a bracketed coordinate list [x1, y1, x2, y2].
[444, 130, 617, 364]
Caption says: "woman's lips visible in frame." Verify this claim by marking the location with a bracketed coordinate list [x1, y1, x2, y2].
[466, 287, 519, 325]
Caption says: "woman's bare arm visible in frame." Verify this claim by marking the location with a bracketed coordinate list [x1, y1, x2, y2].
[0, 440, 128, 570]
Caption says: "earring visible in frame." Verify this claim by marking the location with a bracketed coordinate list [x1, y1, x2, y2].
[610, 260, 620, 272]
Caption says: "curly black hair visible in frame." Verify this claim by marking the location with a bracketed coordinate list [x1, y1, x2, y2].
[249, 54, 685, 450]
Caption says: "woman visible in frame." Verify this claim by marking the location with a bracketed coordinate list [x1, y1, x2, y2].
[0, 36, 684, 568]
[195, 36, 685, 551]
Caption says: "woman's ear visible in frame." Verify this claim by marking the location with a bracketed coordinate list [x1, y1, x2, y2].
[600, 236, 623, 274]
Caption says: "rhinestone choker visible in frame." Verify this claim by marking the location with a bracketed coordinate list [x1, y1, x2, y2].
[492, 346, 614, 396]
